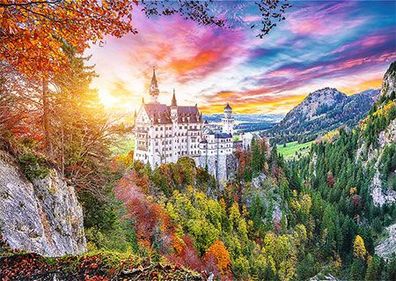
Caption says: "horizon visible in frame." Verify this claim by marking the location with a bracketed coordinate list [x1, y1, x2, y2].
[89, 0, 396, 115]
[204, 86, 381, 116]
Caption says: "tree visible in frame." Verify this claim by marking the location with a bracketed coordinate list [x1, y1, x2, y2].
[0, 1, 137, 77]
[384, 255, 396, 281]
[350, 258, 366, 280]
[296, 253, 316, 280]
[262, 232, 298, 281]
[321, 205, 338, 256]
[250, 137, 268, 177]
[141, 0, 291, 38]
[1, 1, 137, 153]
[0, 64, 37, 145]
[353, 235, 367, 260]
[365, 255, 382, 281]
[204, 240, 231, 274]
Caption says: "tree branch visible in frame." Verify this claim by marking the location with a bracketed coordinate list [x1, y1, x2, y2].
[0, 1, 62, 7]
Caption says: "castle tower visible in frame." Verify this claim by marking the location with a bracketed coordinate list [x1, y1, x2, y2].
[171, 89, 178, 123]
[149, 67, 159, 103]
[222, 103, 234, 134]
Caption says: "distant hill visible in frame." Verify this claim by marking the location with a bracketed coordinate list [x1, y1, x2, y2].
[266, 87, 380, 143]
[203, 113, 284, 133]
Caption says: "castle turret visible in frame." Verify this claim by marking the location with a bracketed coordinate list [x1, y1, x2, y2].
[149, 67, 159, 103]
[171, 89, 177, 107]
[171, 89, 178, 123]
[222, 103, 234, 134]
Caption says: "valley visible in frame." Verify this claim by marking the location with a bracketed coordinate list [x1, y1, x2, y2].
[277, 141, 314, 160]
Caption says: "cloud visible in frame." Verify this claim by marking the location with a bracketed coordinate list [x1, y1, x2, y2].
[89, 1, 396, 115]
[286, 1, 366, 37]
[243, 27, 396, 96]
[119, 12, 248, 84]
[200, 88, 306, 114]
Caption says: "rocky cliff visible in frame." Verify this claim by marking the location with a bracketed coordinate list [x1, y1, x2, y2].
[0, 149, 86, 257]
[381, 61, 396, 99]
[358, 62, 396, 259]
[368, 119, 396, 207]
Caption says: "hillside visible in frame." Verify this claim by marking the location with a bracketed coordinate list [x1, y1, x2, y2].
[267, 88, 379, 143]
[291, 61, 396, 278]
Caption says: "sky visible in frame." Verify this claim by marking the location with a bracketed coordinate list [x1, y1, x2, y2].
[89, 0, 396, 115]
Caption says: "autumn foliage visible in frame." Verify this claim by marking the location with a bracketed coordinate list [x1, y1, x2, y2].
[114, 164, 232, 278]
[115, 170, 172, 251]
[204, 240, 231, 274]
[0, 0, 137, 77]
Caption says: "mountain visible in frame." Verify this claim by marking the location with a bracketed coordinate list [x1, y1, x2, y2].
[203, 113, 284, 132]
[267, 87, 380, 143]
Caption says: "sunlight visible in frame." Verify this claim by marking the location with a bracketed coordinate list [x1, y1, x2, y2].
[99, 89, 121, 108]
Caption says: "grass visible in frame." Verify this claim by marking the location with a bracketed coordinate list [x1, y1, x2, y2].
[111, 134, 135, 156]
[277, 141, 314, 160]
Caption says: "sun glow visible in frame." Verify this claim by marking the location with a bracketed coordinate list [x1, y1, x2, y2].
[99, 90, 118, 107]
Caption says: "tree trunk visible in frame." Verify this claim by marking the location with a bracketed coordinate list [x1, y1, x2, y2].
[42, 78, 52, 158]
[61, 124, 65, 177]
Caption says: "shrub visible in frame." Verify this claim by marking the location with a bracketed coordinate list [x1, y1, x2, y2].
[18, 152, 50, 181]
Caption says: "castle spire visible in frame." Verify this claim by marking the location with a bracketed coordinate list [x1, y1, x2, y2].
[171, 88, 177, 107]
[149, 67, 159, 101]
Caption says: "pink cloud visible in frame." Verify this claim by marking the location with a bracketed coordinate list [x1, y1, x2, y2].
[107, 11, 248, 84]
[332, 34, 391, 54]
[287, 1, 366, 37]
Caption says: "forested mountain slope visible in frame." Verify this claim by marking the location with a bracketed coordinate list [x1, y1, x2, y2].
[267, 87, 379, 143]
[291, 61, 396, 279]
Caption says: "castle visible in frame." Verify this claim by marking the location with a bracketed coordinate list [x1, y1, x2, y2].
[133, 68, 250, 183]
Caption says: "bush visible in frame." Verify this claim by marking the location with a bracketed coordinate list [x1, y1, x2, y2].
[79, 190, 138, 253]
[18, 152, 50, 181]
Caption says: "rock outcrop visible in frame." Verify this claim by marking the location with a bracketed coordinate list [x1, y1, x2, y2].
[375, 223, 396, 260]
[381, 61, 396, 98]
[0, 149, 86, 257]
[369, 119, 396, 207]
